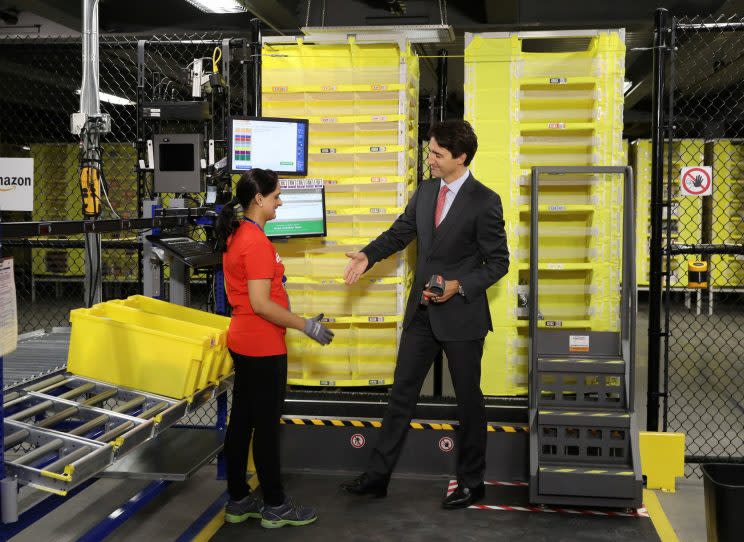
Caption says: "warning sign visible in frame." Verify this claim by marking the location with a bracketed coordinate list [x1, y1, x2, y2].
[439, 437, 454, 453]
[680, 166, 713, 196]
[0, 258, 18, 356]
[350, 434, 366, 449]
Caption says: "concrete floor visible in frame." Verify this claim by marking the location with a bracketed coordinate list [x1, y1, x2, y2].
[8, 290, 739, 540]
[11, 467, 712, 541]
[11, 468, 670, 542]
[657, 479, 706, 542]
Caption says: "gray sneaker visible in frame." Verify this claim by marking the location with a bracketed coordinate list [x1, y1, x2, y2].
[225, 493, 263, 523]
[260, 496, 318, 529]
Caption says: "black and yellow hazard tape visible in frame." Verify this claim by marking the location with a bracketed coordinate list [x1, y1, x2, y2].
[280, 417, 528, 432]
[542, 358, 624, 365]
[539, 410, 630, 418]
[539, 466, 635, 476]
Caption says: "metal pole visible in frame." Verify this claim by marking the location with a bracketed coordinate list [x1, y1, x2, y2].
[528, 167, 540, 411]
[436, 49, 448, 122]
[432, 49, 449, 396]
[136, 40, 146, 295]
[81, 0, 102, 306]
[647, 7, 671, 432]
[252, 18, 262, 116]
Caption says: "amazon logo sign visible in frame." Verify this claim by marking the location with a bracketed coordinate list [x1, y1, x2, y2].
[0, 158, 34, 211]
[0, 176, 32, 190]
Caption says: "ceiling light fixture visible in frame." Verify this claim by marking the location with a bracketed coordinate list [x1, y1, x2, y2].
[184, 0, 247, 13]
[76, 89, 135, 106]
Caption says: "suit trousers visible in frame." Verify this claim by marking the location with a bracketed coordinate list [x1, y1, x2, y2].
[366, 305, 487, 489]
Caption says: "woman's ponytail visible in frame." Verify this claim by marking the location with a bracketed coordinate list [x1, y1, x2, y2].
[214, 197, 240, 253]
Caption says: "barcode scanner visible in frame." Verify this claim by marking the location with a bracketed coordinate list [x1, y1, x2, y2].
[420, 274, 445, 305]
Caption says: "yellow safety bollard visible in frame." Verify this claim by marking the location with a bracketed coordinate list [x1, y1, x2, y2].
[639, 431, 685, 492]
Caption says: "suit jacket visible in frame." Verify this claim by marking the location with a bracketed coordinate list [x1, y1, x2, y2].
[361, 173, 510, 341]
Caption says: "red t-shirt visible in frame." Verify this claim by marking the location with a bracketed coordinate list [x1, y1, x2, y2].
[223, 220, 289, 357]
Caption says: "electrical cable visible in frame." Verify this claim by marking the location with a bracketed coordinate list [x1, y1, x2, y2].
[305, 0, 312, 27]
[212, 47, 222, 74]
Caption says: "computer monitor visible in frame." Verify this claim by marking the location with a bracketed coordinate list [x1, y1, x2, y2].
[265, 179, 326, 239]
[153, 133, 203, 193]
[228, 116, 308, 176]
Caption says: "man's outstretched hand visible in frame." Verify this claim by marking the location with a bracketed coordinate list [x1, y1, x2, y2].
[344, 252, 369, 285]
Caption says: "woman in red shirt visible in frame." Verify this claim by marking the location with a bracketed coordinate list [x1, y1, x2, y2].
[215, 169, 333, 529]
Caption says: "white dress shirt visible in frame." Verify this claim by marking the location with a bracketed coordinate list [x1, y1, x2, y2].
[438, 169, 470, 224]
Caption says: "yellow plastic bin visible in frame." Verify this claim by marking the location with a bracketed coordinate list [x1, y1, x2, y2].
[119, 296, 234, 380]
[67, 307, 212, 399]
[89, 302, 224, 390]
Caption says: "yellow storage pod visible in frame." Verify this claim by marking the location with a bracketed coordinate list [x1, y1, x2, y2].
[261, 33, 418, 386]
[465, 30, 626, 395]
[711, 140, 744, 288]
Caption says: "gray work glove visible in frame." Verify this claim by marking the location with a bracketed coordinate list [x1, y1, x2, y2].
[303, 313, 334, 345]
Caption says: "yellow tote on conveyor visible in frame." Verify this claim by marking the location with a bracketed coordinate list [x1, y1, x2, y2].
[68, 306, 207, 399]
[67, 299, 232, 399]
[118, 295, 234, 380]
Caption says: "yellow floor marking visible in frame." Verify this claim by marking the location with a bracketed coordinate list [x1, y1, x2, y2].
[644, 489, 680, 542]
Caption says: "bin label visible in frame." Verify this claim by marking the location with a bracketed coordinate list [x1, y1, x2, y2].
[569, 335, 590, 352]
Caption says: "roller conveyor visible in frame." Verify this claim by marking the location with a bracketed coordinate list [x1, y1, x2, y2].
[3, 372, 233, 498]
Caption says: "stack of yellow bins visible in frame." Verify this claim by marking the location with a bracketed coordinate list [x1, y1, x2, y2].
[261, 35, 419, 386]
[632, 139, 704, 288]
[464, 30, 626, 395]
[67, 297, 232, 399]
[711, 140, 744, 287]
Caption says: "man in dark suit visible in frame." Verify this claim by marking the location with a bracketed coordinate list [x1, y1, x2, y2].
[341, 120, 510, 508]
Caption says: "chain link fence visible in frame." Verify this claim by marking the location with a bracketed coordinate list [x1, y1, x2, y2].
[1, 32, 250, 333]
[1, 32, 251, 430]
[657, 15, 744, 475]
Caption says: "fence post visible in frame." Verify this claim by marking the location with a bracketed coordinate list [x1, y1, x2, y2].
[252, 19, 262, 117]
[648, 7, 671, 432]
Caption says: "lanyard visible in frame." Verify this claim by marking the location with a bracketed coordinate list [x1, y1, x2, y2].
[242, 216, 263, 231]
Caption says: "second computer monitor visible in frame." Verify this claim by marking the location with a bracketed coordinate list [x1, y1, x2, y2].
[228, 116, 308, 176]
[265, 179, 326, 239]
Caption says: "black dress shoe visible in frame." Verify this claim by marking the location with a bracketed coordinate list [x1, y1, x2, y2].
[340, 473, 388, 498]
[442, 483, 485, 509]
